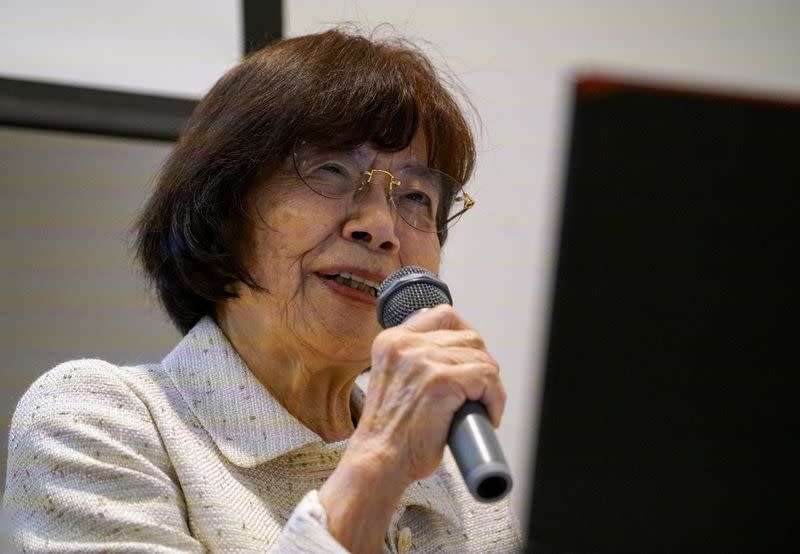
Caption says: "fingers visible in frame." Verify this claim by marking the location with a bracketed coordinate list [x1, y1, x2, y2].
[402, 329, 487, 351]
[371, 334, 493, 377]
[479, 369, 507, 428]
[402, 304, 472, 333]
[372, 342, 505, 426]
[435, 360, 506, 428]
[362, 304, 507, 483]
[403, 360, 505, 430]
[371, 304, 507, 426]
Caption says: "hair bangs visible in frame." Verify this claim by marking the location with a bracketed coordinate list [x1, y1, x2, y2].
[291, 45, 420, 153]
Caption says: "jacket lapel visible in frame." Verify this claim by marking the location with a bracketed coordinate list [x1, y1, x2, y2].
[161, 316, 321, 467]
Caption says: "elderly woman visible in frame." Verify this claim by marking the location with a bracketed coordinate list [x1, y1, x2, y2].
[3, 29, 520, 553]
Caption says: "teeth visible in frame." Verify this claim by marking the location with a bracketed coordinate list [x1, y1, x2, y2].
[333, 272, 378, 296]
[338, 272, 380, 289]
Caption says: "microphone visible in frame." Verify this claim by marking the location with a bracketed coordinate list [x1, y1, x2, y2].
[376, 266, 513, 502]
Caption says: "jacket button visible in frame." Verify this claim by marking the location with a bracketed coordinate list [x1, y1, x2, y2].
[397, 526, 412, 554]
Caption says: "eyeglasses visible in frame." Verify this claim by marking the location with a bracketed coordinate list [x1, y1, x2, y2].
[292, 143, 475, 233]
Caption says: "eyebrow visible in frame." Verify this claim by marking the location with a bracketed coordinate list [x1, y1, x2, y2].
[314, 144, 426, 173]
[361, 148, 428, 172]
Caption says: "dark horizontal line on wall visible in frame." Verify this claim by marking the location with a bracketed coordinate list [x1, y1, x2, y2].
[0, 77, 197, 142]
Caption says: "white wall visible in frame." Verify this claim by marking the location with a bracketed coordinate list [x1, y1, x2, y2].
[0, 0, 241, 502]
[0, 128, 181, 507]
[0, 0, 241, 96]
[287, 0, 800, 524]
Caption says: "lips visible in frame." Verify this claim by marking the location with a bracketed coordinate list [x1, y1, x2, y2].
[320, 272, 380, 297]
[314, 264, 392, 308]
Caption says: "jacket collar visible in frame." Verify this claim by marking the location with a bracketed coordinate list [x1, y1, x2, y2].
[161, 316, 361, 467]
[161, 317, 463, 536]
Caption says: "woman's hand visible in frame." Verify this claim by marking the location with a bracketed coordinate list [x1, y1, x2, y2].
[319, 304, 505, 553]
[359, 304, 505, 483]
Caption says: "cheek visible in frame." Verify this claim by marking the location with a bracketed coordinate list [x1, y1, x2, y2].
[400, 230, 441, 271]
[255, 196, 339, 261]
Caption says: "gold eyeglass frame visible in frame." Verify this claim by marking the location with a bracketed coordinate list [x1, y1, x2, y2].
[358, 168, 476, 231]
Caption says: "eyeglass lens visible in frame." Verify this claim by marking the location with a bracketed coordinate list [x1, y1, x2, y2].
[294, 145, 467, 233]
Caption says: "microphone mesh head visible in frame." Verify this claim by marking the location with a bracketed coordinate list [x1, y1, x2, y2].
[377, 266, 452, 328]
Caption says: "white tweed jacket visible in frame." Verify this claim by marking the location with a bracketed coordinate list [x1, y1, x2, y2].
[3, 317, 521, 553]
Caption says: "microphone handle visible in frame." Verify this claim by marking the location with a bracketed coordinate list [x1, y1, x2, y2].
[448, 400, 513, 502]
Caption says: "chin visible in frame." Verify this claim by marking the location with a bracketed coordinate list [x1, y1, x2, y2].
[323, 342, 372, 368]
[321, 320, 378, 365]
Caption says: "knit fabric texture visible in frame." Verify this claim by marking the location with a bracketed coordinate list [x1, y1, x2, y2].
[3, 316, 521, 552]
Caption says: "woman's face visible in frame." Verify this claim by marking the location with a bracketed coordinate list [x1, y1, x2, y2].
[223, 135, 441, 367]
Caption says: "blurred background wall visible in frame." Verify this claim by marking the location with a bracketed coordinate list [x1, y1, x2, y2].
[1, 0, 799, 527]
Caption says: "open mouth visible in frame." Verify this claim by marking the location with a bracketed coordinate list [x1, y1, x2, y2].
[322, 272, 380, 297]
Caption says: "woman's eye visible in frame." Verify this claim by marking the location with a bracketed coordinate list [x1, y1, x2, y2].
[320, 163, 346, 176]
[404, 191, 431, 205]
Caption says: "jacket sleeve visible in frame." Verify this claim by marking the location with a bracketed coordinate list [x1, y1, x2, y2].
[3, 360, 205, 553]
[271, 490, 354, 553]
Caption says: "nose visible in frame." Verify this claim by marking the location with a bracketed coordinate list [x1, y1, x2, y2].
[341, 170, 400, 252]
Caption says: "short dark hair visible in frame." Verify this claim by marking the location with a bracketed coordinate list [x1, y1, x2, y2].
[135, 27, 476, 334]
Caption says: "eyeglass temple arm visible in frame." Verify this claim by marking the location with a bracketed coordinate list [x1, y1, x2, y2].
[445, 192, 475, 224]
